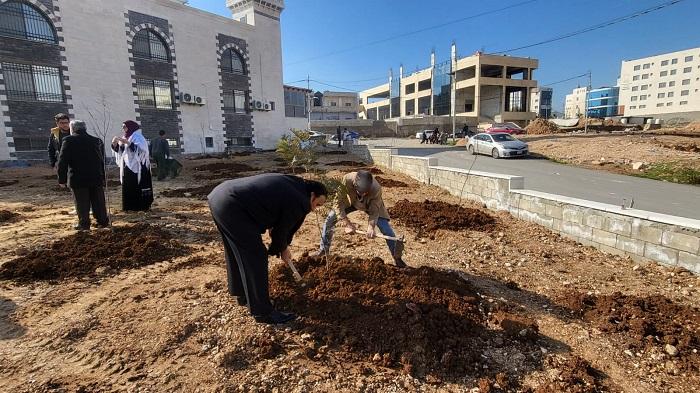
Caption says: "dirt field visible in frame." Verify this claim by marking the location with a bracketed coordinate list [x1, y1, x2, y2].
[0, 151, 699, 392]
[522, 131, 700, 183]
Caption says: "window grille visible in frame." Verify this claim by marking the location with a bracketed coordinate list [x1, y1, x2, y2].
[0, 1, 56, 43]
[133, 30, 169, 62]
[2, 62, 63, 102]
[221, 48, 245, 74]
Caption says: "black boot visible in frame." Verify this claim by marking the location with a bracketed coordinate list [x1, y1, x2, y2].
[394, 258, 407, 268]
[254, 310, 296, 324]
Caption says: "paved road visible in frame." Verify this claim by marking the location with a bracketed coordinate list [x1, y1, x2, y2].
[362, 138, 700, 220]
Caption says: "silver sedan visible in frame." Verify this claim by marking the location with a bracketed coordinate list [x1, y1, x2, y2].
[466, 132, 528, 158]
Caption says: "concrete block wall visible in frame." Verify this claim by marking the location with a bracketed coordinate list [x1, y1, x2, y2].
[354, 145, 700, 274]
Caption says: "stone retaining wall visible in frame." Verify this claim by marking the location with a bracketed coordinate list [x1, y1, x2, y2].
[353, 145, 700, 274]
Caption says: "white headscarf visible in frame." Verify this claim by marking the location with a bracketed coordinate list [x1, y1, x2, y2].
[115, 130, 150, 183]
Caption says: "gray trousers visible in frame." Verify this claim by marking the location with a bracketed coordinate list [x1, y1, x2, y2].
[72, 186, 109, 229]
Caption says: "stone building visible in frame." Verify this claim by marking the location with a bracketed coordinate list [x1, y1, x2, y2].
[0, 0, 289, 161]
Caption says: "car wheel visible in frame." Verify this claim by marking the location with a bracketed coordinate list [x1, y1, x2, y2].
[491, 148, 500, 159]
[468, 145, 476, 155]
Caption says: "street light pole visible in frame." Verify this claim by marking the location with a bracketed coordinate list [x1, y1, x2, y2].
[584, 70, 591, 134]
[307, 75, 311, 130]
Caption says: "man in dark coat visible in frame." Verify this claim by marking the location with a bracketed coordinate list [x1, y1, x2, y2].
[150, 130, 171, 181]
[57, 120, 110, 230]
[208, 174, 328, 324]
[336, 126, 342, 147]
[48, 113, 71, 169]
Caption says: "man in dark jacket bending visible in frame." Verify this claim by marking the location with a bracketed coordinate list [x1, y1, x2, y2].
[208, 174, 328, 324]
[57, 120, 110, 230]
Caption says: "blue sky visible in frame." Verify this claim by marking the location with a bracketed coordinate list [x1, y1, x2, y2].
[189, 0, 699, 111]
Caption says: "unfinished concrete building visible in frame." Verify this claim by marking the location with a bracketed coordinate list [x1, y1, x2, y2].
[358, 44, 539, 130]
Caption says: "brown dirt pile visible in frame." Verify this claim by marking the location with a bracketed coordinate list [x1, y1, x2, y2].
[193, 162, 257, 173]
[0, 224, 188, 282]
[561, 291, 700, 372]
[161, 182, 221, 199]
[389, 199, 496, 232]
[526, 119, 561, 135]
[360, 167, 383, 174]
[321, 150, 348, 155]
[658, 141, 700, 152]
[684, 121, 700, 131]
[0, 179, 18, 187]
[325, 161, 366, 167]
[0, 210, 19, 224]
[534, 355, 615, 393]
[270, 255, 486, 379]
[376, 176, 409, 188]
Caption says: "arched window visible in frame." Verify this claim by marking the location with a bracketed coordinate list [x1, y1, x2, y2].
[133, 29, 170, 62]
[0, 0, 56, 44]
[221, 48, 245, 75]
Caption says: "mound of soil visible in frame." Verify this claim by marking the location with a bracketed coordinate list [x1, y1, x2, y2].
[270, 255, 486, 378]
[389, 199, 496, 232]
[193, 162, 257, 173]
[321, 150, 348, 155]
[325, 161, 366, 167]
[360, 167, 383, 175]
[561, 291, 700, 371]
[161, 182, 221, 199]
[188, 153, 226, 160]
[526, 119, 561, 135]
[0, 179, 18, 187]
[0, 210, 19, 224]
[0, 224, 188, 282]
[376, 176, 409, 188]
[534, 355, 614, 393]
[658, 141, 700, 153]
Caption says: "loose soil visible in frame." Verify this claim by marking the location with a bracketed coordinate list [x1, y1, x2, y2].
[375, 176, 409, 188]
[0, 150, 698, 392]
[160, 182, 221, 199]
[0, 209, 19, 224]
[0, 224, 188, 282]
[0, 179, 18, 187]
[526, 119, 561, 135]
[324, 160, 366, 167]
[389, 199, 496, 232]
[360, 166, 384, 174]
[193, 162, 257, 173]
[560, 291, 700, 373]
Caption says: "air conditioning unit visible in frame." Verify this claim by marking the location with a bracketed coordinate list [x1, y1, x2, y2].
[180, 92, 205, 105]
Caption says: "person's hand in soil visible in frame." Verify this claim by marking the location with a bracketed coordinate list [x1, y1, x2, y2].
[366, 223, 376, 238]
[344, 219, 356, 234]
[280, 247, 292, 264]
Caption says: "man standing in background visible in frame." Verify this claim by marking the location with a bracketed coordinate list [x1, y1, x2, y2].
[150, 130, 170, 181]
[336, 126, 342, 148]
[57, 120, 110, 230]
[48, 113, 71, 170]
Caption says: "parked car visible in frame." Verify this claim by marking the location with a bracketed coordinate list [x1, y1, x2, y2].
[415, 130, 434, 140]
[307, 130, 328, 143]
[485, 122, 525, 135]
[467, 132, 528, 158]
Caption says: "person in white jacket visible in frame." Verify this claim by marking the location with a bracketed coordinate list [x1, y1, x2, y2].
[111, 120, 153, 211]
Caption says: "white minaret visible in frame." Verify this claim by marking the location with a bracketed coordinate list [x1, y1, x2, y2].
[227, 0, 285, 25]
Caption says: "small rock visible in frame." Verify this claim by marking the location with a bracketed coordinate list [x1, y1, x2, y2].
[301, 333, 312, 341]
[372, 353, 381, 362]
[624, 350, 634, 357]
[665, 344, 679, 357]
[504, 263, 512, 267]
[631, 162, 647, 170]
[632, 265, 640, 271]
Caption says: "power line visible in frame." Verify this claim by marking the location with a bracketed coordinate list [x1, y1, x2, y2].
[287, 0, 540, 65]
[310, 79, 360, 92]
[491, 0, 686, 54]
[542, 73, 589, 87]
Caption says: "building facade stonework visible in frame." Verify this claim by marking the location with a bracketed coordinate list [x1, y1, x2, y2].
[0, 0, 289, 161]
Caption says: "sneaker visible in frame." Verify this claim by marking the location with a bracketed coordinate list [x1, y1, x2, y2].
[394, 258, 407, 268]
[253, 310, 296, 324]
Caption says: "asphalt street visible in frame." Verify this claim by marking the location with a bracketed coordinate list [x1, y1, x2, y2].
[362, 138, 700, 220]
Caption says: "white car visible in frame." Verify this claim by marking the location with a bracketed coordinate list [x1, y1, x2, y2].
[467, 132, 528, 158]
[415, 130, 434, 140]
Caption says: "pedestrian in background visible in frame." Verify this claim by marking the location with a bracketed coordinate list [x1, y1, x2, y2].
[48, 113, 71, 170]
[150, 130, 170, 181]
[336, 126, 342, 147]
[57, 120, 110, 230]
[111, 120, 153, 211]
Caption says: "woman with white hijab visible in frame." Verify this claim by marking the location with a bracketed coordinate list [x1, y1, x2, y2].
[111, 120, 153, 211]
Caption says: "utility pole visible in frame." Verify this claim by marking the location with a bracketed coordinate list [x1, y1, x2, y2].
[583, 70, 591, 134]
[307, 75, 311, 130]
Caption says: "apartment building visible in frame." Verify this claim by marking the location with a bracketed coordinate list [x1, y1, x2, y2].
[530, 87, 553, 118]
[0, 0, 290, 161]
[564, 87, 588, 119]
[311, 91, 358, 120]
[619, 47, 700, 120]
[358, 44, 539, 127]
[587, 87, 619, 118]
[283, 84, 310, 130]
